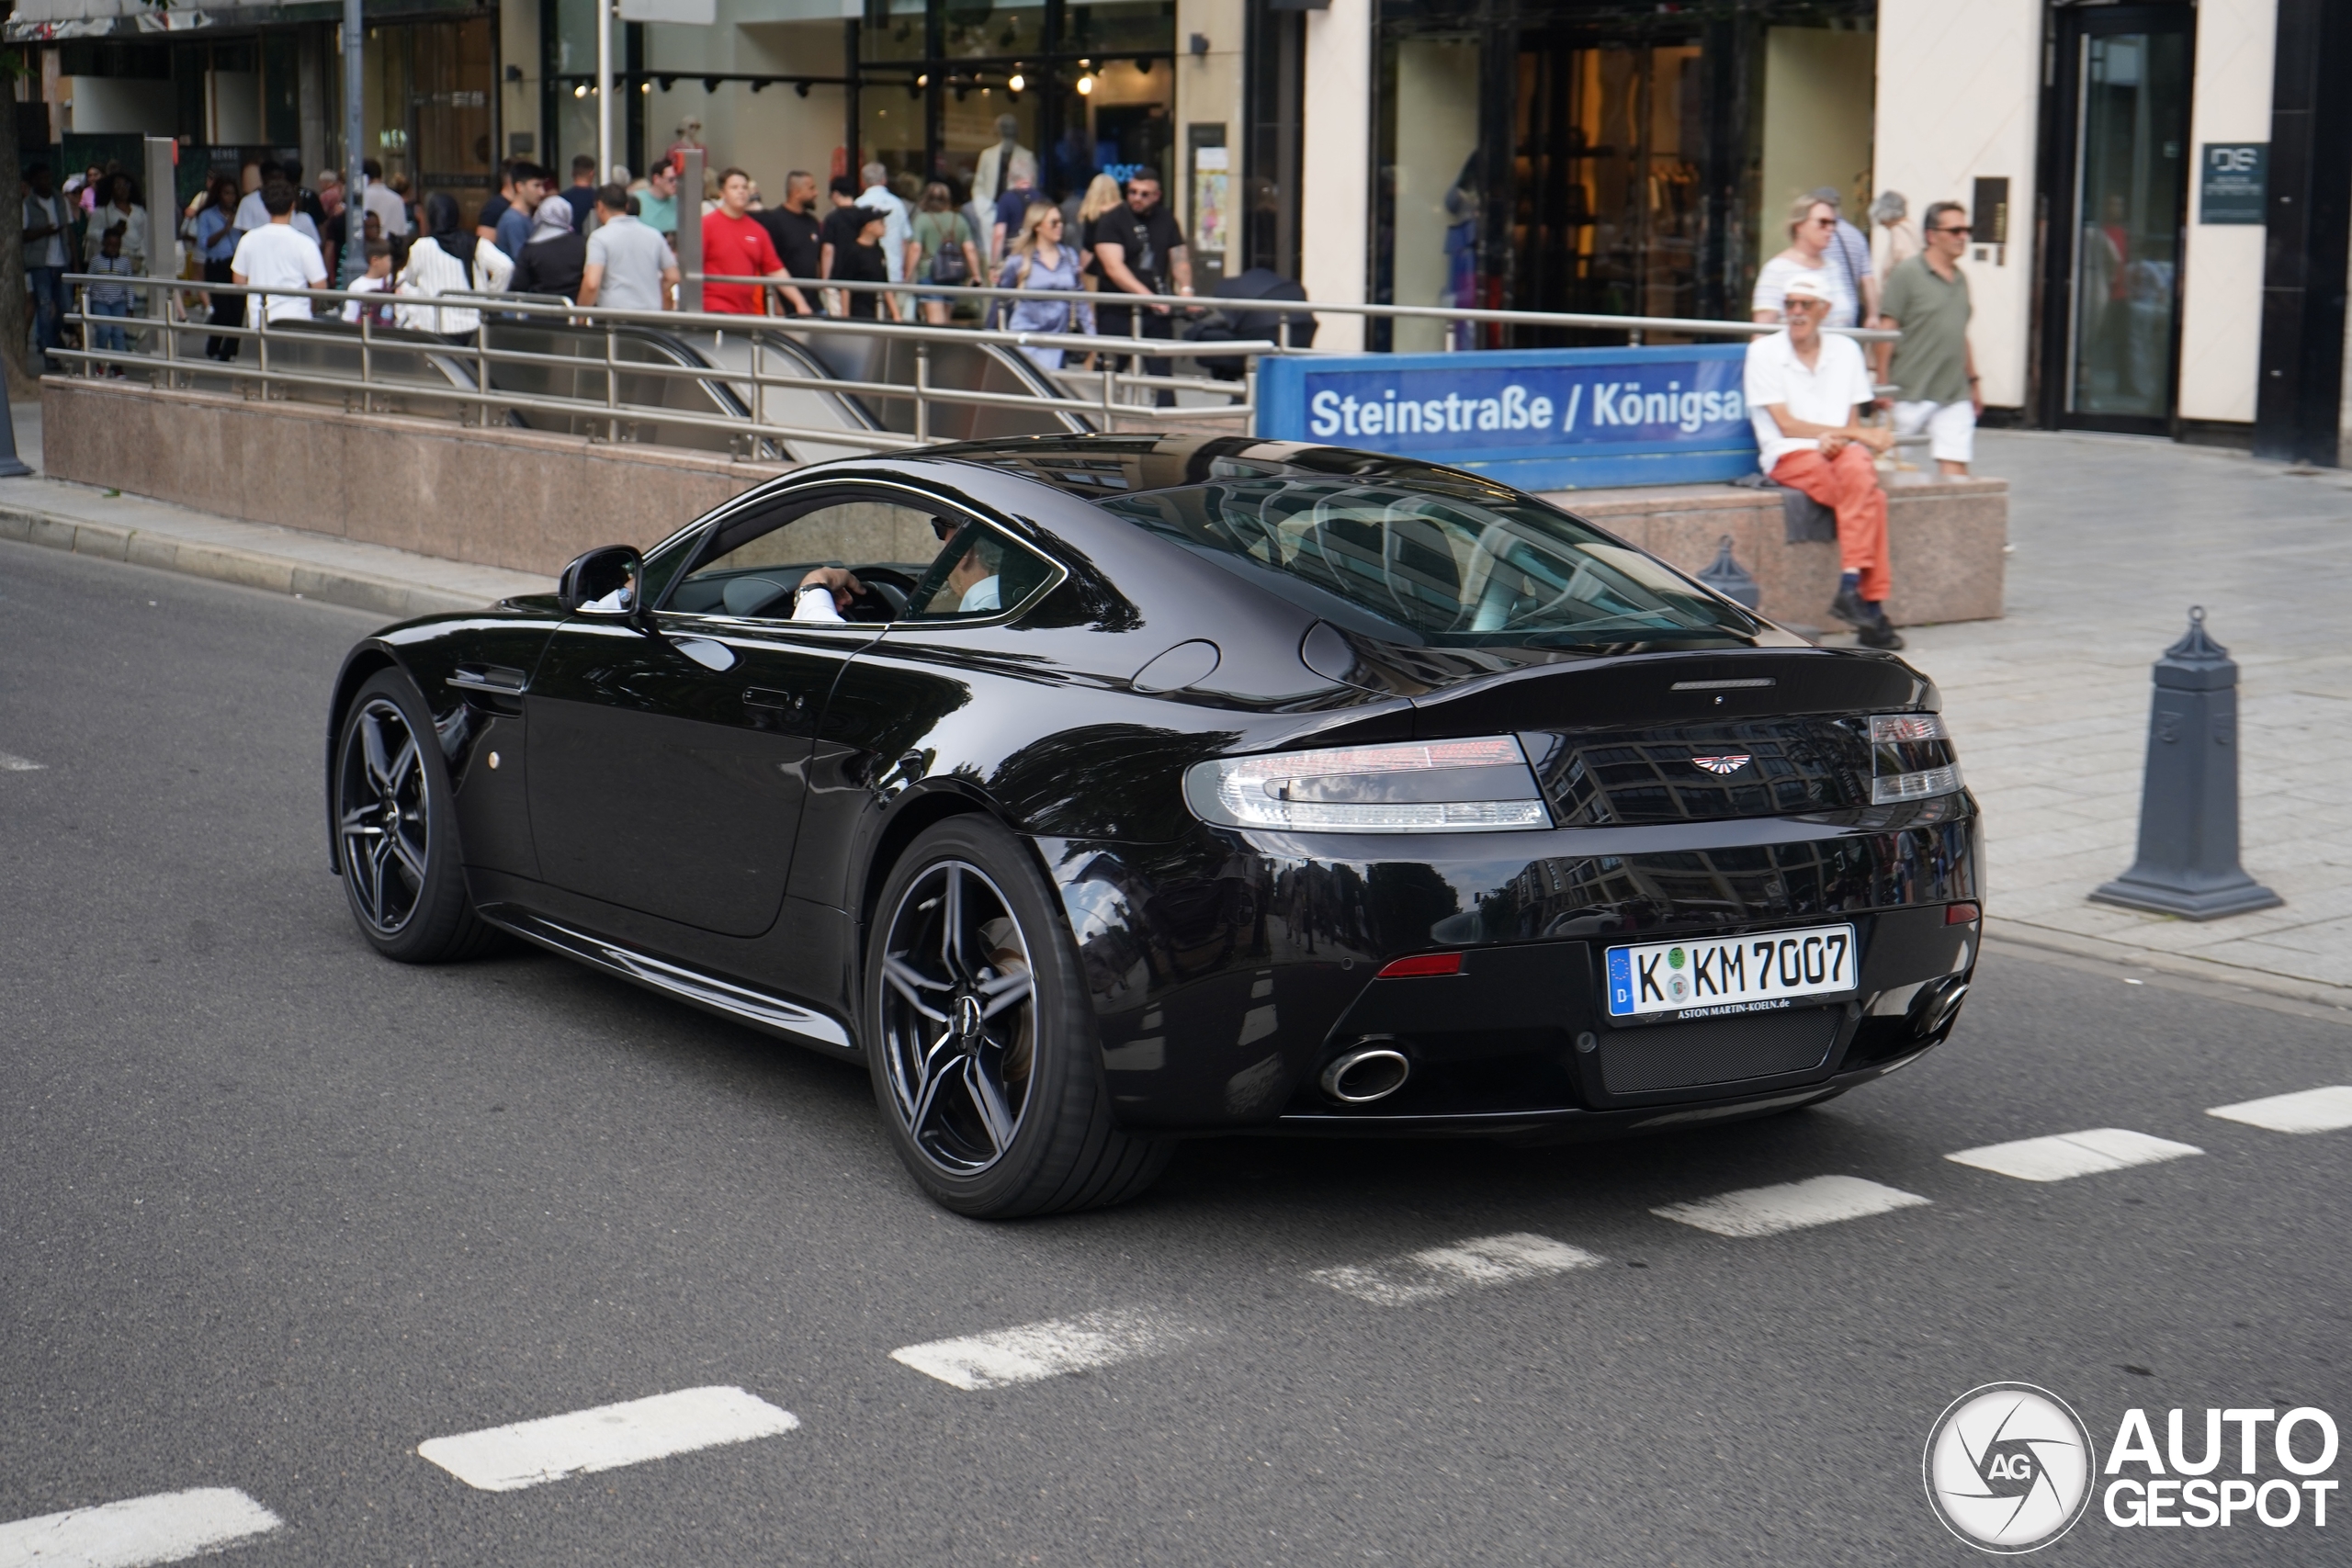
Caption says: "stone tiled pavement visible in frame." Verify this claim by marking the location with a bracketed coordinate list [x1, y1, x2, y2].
[1880, 430, 2352, 1001]
[6, 407, 2346, 1001]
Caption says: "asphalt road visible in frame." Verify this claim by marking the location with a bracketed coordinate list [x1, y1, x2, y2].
[4, 538, 2346, 1567]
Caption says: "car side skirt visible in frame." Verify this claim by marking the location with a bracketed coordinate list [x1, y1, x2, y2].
[479, 904, 860, 1059]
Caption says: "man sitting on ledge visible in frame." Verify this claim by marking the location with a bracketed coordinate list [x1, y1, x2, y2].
[1743, 270, 1901, 649]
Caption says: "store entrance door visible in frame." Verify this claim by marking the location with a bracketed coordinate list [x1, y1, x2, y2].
[368, 17, 495, 225]
[2043, 6, 2193, 433]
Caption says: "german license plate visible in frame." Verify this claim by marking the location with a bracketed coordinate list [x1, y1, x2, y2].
[1604, 924, 1858, 1019]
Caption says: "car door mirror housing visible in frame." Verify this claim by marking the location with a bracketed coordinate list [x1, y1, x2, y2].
[558, 545, 648, 616]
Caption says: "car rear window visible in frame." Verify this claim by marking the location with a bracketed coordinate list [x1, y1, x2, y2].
[1093, 476, 1762, 649]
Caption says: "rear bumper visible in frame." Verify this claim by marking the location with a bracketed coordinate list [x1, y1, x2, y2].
[1040, 795, 1981, 1134]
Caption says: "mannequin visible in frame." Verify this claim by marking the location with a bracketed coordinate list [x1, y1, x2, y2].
[967, 114, 1039, 240]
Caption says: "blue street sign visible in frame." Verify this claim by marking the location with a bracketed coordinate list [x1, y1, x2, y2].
[1256, 344, 1763, 491]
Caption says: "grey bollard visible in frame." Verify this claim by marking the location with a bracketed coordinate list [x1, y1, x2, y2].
[2090, 606, 2281, 919]
[1696, 534, 1760, 609]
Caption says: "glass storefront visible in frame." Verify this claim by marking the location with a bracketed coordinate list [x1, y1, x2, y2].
[854, 0, 1176, 203]
[1372, 0, 1876, 348]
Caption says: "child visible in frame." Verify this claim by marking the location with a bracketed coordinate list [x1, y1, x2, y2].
[86, 224, 138, 367]
[342, 239, 398, 327]
[831, 206, 891, 321]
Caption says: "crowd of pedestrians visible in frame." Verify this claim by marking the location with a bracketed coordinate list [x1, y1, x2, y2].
[20, 139, 1197, 375]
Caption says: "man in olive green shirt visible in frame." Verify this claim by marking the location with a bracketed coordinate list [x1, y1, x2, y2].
[1875, 201, 1982, 474]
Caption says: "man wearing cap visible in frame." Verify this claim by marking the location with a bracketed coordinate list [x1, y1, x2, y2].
[1744, 269, 1901, 649]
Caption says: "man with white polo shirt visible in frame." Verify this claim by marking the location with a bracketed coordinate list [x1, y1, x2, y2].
[1743, 269, 1901, 649]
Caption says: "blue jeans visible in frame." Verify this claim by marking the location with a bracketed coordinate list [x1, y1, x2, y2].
[89, 299, 131, 353]
[28, 267, 65, 360]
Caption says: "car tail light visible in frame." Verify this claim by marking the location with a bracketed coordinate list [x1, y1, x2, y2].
[1946, 901, 1981, 925]
[1376, 952, 1464, 978]
[1184, 736, 1552, 833]
[1865, 712, 1964, 806]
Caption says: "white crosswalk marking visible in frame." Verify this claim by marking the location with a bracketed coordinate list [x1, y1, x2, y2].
[415, 1386, 798, 1493]
[0, 750, 45, 772]
[1308, 1232, 1604, 1306]
[2207, 1086, 2352, 1134]
[1946, 1127, 2203, 1183]
[0, 1487, 280, 1568]
[1654, 1175, 1929, 1237]
[889, 1308, 1213, 1391]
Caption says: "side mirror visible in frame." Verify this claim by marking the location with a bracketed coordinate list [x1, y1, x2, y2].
[557, 545, 647, 616]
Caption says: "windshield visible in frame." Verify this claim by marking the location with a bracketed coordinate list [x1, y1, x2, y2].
[1094, 476, 1761, 649]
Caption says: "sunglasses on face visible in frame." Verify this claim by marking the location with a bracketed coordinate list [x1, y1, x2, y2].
[1931, 224, 1972, 235]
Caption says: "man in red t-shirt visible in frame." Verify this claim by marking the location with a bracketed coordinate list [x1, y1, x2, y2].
[701, 168, 788, 314]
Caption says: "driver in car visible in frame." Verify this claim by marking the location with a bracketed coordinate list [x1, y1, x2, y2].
[790, 518, 1002, 623]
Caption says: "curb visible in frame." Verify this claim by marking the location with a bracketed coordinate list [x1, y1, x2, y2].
[1984, 916, 2352, 1015]
[0, 502, 500, 620]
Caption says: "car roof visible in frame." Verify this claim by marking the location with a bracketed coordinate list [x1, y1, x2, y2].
[919, 434, 1523, 505]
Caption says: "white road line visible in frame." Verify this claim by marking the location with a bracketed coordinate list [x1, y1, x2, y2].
[0, 751, 44, 772]
[415, 1385, 798, 1493]
[2207, 1086, 2352, 1134]
[0, 1487, 280, 1568]
[889, 1307, 1213, 1391]
[1308, 1232, 1605, 1306]
[1653, 1174, 1929, 1238]
[1945, 1127, 2202, 1182]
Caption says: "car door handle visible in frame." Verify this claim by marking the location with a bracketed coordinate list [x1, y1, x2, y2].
[742, 686, 806, 714]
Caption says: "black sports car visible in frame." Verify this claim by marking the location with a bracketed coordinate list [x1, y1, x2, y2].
[327, 434, 1981, 1217]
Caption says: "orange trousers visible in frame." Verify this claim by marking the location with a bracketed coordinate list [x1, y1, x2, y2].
[1771, 443, 1891, 603]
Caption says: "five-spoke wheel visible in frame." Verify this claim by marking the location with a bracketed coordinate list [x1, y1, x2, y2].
[332, 670, 499, 963]
[878, 860, 1036, 1175]
[866, 817, 1169, 1217]
[337, 696, 431, 935]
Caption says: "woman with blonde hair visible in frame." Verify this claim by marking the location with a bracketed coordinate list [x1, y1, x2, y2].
[996, 202, 1091, 368]
[1075, 173, 1123, 288]
[1750, 193, 1855, 328]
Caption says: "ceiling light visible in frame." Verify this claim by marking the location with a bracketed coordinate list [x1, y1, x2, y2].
[1076, 73, 1094, 96]
[1007, 72, 1024, 92]
[572, 83, 587, 98]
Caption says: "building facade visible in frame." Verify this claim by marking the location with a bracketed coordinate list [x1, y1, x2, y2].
[11, 0, 2350, 458]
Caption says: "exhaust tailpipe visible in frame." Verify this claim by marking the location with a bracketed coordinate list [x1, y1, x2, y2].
[1320, 1041, 1412, 1105]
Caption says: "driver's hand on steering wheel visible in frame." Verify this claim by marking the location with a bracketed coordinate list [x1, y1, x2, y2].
[796, 566, 865, 619]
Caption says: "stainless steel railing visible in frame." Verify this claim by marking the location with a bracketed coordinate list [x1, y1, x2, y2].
[61, 270, 1901, 463]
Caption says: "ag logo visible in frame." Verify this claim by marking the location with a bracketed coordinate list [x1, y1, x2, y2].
[1924, 1383, 2094, 1553]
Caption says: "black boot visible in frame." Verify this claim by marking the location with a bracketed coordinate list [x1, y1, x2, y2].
[1827, 583, 1871, 628]
[1854, 602, 1904, 649]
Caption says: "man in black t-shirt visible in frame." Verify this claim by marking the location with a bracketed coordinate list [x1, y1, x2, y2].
[1091, 167, 1192, 402]
[754, 170, 822, 315]
[818, 175, 872, 316]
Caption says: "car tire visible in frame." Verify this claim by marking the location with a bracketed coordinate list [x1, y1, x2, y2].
[865, 815, 1169, 1219]
[333, 668, 502, 964]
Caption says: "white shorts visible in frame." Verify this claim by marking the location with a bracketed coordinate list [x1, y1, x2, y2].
[1893, 398, 1975, 465]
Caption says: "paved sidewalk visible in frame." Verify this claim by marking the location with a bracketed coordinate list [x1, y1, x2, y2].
[8, 406, 2347, 1004]
[1888, 431, 2352, 1007]
[2, 404, 545, 617]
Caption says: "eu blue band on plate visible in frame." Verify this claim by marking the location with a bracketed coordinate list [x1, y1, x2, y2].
[1606, 946, 1634, 1017]
[1256, 344, 1763, 491]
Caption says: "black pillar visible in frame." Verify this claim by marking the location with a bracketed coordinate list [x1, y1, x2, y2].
[2253, 0, 2352, 465]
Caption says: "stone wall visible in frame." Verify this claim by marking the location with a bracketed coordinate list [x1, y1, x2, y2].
[40, 378, 787, 577]
[42, 376, 2005, 627]
[1543, 472, 2007, 629]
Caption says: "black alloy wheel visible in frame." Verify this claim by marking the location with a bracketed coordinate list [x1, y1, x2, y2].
[866, 816, 1168, 1217]
[333, 670, 500, 963]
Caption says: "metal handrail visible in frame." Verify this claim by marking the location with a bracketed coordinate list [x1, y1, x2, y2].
[60, 276, 1265, 455]
[694, 271, 1905, 343]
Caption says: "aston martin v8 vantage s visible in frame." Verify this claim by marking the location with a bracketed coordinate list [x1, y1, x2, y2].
[326, 434, 1981, 1217]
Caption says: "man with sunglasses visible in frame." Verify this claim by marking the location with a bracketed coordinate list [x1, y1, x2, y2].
[1745, 271, 1902, 649]
[1875, 201, 1982, 476]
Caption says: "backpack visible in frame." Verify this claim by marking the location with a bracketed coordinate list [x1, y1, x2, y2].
[925, 215, 969, 285]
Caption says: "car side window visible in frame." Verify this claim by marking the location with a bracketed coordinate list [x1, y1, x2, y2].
[664, 496, 944, 622]
[902, 518, 1058, 622]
